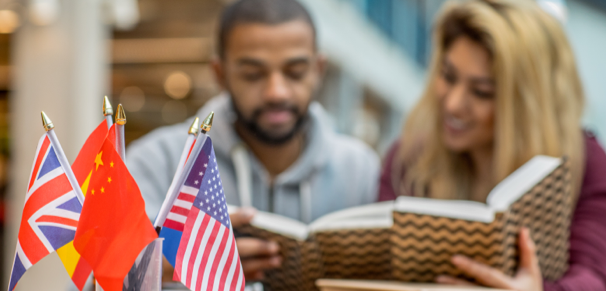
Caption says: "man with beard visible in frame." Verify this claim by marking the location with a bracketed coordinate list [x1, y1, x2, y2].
[126, 0, 379, 282]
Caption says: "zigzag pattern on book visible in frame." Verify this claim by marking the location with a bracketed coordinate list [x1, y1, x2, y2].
[235, 225, 323, 291]
[391, 160, 572, 282]
[315, 227, 392, 280]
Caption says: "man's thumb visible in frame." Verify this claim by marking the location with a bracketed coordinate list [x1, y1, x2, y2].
[229, 207, 256, 227]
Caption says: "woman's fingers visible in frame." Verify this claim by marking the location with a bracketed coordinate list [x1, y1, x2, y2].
[518, 228, 541, 274]
[451, 255, 513, 289]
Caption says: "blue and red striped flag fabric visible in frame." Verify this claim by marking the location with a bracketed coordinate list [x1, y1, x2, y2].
[174, 137, 245, 291]
[9, 134, 82, 290]
[159, 140, 209, 267]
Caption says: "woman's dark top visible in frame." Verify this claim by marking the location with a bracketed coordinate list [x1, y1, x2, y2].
[378, 133, 606, 291]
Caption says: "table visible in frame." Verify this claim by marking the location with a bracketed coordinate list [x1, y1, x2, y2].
[316, 279, 507, 291]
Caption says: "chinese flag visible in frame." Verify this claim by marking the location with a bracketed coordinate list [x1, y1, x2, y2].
[74, 133, 157, 291]
[57, 120, 107, 290]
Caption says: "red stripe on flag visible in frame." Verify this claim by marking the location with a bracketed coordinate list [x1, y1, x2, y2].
[163, 219, 184, 232]
[71, 258, 92, 291]
[169, 205, 190, 216]
[231, 255, 243, 291]
[184, 214, 212, 287]
[174, 208, 201, 282]
[178, 193, 196, 202]
[29, 136, 50, 191]
[219, 236, 237, 290]
[206, 225, 230, 289]
[35, 215, 79, 228]
[195, 220, 221, 291]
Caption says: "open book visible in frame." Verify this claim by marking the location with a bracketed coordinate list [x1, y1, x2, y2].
[233, 155, 572, 290]
[391, 156, 572, 282]
[232, 201, 395, 291]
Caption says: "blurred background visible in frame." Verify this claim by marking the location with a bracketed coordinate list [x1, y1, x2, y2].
[0, 0, 604, 289]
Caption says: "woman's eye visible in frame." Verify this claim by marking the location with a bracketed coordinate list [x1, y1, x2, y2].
[472, 89, 495, 99]
[441, 69, 457, 84]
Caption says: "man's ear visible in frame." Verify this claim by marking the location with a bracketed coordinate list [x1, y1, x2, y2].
[316, 53, 327, 79]
[211, 56, 226, 89]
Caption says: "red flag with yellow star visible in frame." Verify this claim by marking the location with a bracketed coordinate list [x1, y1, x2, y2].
[57, 120, 108, 290]
[73, 131, 157, 291]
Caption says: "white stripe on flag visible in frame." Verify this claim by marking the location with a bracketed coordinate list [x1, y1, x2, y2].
[224, 239, 239, 290]
[235, 263, 244, 291]
[180, 211, 206, 282]
[167, 212, 187, 223]
[201, 224, 226, 290]
[187, 216, 215, 288]
[212, 229, 233, 291]
[16, 242, 32, 269]
[180, 185, 199, 196]
[174, 199, 193, 210]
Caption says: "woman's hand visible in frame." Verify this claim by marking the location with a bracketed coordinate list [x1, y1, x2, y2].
[436, 228, 543, 291]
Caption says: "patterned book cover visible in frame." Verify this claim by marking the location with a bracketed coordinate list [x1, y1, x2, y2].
[391, 160, 572, 282]
[235, 225, 393, 291]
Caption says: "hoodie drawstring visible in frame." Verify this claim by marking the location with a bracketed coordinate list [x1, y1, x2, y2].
[232, 145, 253, 208]
[231, 144, 314, 223]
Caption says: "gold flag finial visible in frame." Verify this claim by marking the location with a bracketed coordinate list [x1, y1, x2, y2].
[41, 111, 54, 131]
[115, 104, 126, 125]
[103, 96, 113, 116]
[188, 117, 200, 135]
[201, 111, 214, 133]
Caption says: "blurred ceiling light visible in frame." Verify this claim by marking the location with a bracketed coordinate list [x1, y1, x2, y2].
[0, 10, 20, 34]
[120, 86, 146, 112]
[161, 100, 188, 124]
[28, 0, 60, 26]
[164, 71, 192, 100]
[537, 0, 567, 23]
[109, 0, 140, 30]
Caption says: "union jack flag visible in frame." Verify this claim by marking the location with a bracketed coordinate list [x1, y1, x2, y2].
[174, 138, 245, 291]
[159, 139, 209, 266]
[9, 134, 82, 290]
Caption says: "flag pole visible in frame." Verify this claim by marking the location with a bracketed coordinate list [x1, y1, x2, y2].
[41, 111, 85, 204]
[115, 104, 126, 160]
[153, 117, 200, 233]
[154, 112, 214, 233]
[103, 96, 113, 129]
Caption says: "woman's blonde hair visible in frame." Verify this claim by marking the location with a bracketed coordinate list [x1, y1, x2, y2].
[395, 0, 585, 200]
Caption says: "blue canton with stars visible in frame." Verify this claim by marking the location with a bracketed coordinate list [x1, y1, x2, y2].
[183, 137, 210, 190]
[193, 137, 230, 227]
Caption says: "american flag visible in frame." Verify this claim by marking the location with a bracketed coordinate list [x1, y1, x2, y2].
[174, 137, 245, 291]
[9, 134, 82, 290]
[159, 140, 209, 266]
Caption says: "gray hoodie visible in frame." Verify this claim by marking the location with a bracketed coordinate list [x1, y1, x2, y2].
[126, 94, 380, 223]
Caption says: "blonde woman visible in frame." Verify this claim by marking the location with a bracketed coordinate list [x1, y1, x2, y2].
[378, 0, 606, 290]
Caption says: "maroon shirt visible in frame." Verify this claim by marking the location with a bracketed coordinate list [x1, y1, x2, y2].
[378, 134, 606, 290]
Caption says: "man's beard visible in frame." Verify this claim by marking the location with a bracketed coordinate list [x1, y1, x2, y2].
[231, 100, 308, 145]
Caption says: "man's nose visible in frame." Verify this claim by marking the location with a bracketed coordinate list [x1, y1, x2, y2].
[444, 84, 468, 114]
[264, 72, 290, 102]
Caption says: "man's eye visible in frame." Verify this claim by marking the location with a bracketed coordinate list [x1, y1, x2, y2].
[241, 72, 264, 82]
[285, 69, 306, 80]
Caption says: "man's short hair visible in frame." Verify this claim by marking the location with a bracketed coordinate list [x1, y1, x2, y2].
[218, 0, 317, 58]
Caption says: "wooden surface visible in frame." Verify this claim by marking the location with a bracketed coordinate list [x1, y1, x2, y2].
[316, 279, 507, 291]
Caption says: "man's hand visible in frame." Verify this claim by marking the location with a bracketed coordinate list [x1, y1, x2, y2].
[230, 207, 282, 281]
[436, 227, 543, 291]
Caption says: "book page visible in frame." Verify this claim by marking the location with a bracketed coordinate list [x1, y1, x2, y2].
[310, 201, 395, 231]
[250, 211, 310, 240]
[394, 196, 495, 223]
[486, 155, 561, 211]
